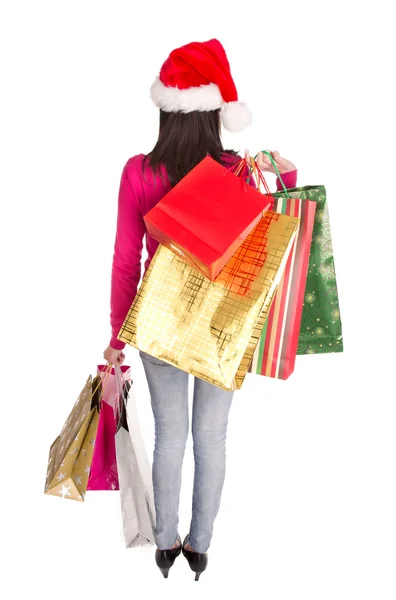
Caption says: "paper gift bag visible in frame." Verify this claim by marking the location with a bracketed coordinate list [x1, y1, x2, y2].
[143, 156, 272, 281]
[117, 210, 299, 391]
[114, 366, 156, 548]
[87, 365, 132, 491]
[86, 401, 118, 491]
[95, 364, 131, 409]
[44, 367, 109, 501]
[248, 195, 316, 379]
[273, 185, 343, 354]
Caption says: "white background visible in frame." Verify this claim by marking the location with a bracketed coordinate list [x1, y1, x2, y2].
[1, 0, 395, 598]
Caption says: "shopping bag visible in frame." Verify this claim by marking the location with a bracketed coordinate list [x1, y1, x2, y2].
[143, 155, 272, 280]
[273, 184, 343, 354]
[117, 210, 299, 391]
[114, 365, 156, 548]
[248, 152, 317, 378]
[44, 365, 111, 501]
[95, 364, 131, 409]
[249, 195, 316, 378]
[87, 365, 131, 491]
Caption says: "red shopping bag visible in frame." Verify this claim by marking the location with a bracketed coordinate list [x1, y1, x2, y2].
[87, 365, 131, 491]
[143, 156, 272, 280]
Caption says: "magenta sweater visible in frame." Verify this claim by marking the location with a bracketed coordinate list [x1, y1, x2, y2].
[109, 153, 298, 350]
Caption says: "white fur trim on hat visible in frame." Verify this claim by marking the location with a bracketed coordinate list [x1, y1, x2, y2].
[220, 101, 252, 132]
[150, 77, 223, 113]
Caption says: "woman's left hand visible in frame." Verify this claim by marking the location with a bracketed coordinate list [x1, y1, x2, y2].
[256, 150, 296, 175]
[103, 344, 126, 366]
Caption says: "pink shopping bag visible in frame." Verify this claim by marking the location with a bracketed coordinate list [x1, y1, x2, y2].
[87, 365, 131, 490]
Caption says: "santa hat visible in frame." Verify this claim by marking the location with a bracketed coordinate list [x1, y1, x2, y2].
[150, 38, 252, 133]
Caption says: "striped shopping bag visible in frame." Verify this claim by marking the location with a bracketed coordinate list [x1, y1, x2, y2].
[247, 152, 316, 379]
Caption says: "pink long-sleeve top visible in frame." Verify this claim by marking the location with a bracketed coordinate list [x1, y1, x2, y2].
[109, 153, 298, 350]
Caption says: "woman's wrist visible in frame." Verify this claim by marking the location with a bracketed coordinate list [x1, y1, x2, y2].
[278, 167, 297, 175]
[276, 169, 297, 190]
[110, 335, 126, 351]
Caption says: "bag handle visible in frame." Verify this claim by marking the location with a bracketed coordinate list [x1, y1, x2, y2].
[114, 363, 125, 398]
[114, 363, 128, 426]
[247, 157, 271, 194]
[225, 154, 275, 204]
[222, 153, 288, 201]
[253, 150, 290, 198]
[223, 157, 246, 177]
[222, 157, 254, 192]
[90, 361, 112, 408]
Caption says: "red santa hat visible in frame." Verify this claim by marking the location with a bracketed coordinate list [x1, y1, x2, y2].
[150, 38, 252, 132]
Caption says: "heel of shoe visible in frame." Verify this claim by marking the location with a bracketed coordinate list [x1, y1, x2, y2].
[182, 534, 208, 581]
[160, 567, 170, 579]
[155, 535, 182, 579]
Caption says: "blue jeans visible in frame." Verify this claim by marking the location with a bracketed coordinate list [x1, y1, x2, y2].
[139, 350, 234, 553]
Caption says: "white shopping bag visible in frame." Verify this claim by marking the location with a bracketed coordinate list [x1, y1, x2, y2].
[114, 365, 156, 548]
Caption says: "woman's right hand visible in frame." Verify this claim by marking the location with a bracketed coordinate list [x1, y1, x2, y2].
[103, 344, 126, 366]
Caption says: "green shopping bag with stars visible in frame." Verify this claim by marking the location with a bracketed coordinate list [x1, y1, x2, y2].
[273, 185, 343, 355]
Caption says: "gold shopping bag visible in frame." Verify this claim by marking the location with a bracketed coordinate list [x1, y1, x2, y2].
[44, 364, 111, 501]
[117, 212, 299, 391]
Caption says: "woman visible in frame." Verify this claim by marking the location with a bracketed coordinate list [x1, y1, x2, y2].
[103, 38, 297, 580]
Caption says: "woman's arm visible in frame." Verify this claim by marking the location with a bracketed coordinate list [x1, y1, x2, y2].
[256, 150, 298, 190]
[276, 169, 297, 191]
[109, 160, 145, 350]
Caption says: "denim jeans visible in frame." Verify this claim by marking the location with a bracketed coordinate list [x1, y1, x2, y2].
[139, 350, 234, 553]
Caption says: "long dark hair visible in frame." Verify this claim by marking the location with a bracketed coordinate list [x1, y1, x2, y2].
[143, 109, 239, 187]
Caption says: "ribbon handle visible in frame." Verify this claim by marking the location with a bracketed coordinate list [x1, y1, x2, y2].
[222, 157, 255, 192]
[245, 156, 274, 205]
[114, 363, 129, 427]
[254, 150, 290, 198]
[223, 152, 290, 199]
[91, 361, 112, 409]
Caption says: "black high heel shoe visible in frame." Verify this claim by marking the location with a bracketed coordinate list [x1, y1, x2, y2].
[182, 534, 208, 581]
[155, 534, 182, 579]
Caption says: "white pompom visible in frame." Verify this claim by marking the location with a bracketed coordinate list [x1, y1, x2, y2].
[220, 101, 252, 132]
